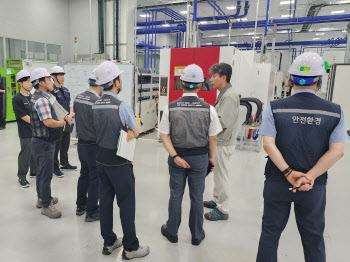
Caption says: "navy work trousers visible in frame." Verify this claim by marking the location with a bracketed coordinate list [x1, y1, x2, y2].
[76, 143, 99, 216]
[257, 180, 326, 262]
[32, 138, 55, 208]
[167, 154, 208, 239]
[18, 137, 37, 179]
[97, 162, 139, 251]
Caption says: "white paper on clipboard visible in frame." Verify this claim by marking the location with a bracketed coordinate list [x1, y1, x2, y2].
[116, 130, 136, 162]
[49, 94, 68, 120]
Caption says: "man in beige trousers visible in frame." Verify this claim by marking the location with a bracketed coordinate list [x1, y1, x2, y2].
[204, 63, 240, 221]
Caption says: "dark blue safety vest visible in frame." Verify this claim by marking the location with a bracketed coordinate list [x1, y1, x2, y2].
[51, 85, 71, 112]
[30, 91, 61, 142]
[265, 92, 341, 185]
[92, 93, 128, 166]
[169, 96, 210, 156]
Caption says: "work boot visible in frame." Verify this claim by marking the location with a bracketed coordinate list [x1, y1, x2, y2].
[102, 237, 123, 255]
[41, 203, 62, 219]
[18, 178, 30, 188]
[53, 169, 64, 178]
[76, 206, 86, 216]
[203, 200, 217, 209]
[161, 224, 178, 243]
[204, 208, 229, 221]
[192, 230, 205, 246]
[61, 164, 77, 171]
[36, 197, 58, 208]
[85, 212, 100, 222]
[122, 245, 150, 260]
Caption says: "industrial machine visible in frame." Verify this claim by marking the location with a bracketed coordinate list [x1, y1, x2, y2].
[135, 73, 159, 133]
[158, 46, 277, 147]
[0, 59, 23, 122]
[326, 64, 350, 134]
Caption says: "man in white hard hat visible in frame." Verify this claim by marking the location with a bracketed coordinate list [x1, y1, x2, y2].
[256, 52, 348, 262]
[12, 70, 37, 188]
[159, 64, 222, 245]
[30, 68, 66, 219]
[93, 61, 150, 259]
[51, 65, 76, 178]
[74, 68, 103, 222]
[203, 63, 240, 221]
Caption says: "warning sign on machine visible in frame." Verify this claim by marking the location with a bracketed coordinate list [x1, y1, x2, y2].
[174, 66, 186, 76]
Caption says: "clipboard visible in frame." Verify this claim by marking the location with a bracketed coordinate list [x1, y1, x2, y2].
[116, 130, 137, 162]
[49, 94, 68, 120]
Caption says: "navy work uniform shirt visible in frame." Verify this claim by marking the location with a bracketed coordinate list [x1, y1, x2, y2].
[259, 89, 348, 184]
[13, 93, 32, 138]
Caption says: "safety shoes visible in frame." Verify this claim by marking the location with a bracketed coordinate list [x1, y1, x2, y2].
[18, 178, 30, 188]
[53, 169, 64, 178]
[85, 212, 100, 222]
[203, 200, 217, 209]
[122, 245, 150, 260]
[76, 206, 86, 216]
[102, 237, 123, 255]
[204, 208, 229, 221]
[161, 224, 178, 243]
[36, 197, 58, 208]
[61, 164, 77, 171]
[41, 203, 62, 219]
[192, 230, 205, 246]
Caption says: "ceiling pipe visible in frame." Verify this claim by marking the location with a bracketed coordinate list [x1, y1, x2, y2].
[137, 14, 350, 34]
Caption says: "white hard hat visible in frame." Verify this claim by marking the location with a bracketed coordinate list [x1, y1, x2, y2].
[31, 68, 51, 82]
[89, 68, 97, 81]
[88, 68, 98, 86]
[180, 64, 204, 83]
[95, 61, 124, 86]
[288, 52, 326, 77]
[51, 66, 65, 75]
[16, 70, 31, 82]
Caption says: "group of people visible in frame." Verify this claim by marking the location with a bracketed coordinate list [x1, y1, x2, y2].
[2, 51, 348, 261]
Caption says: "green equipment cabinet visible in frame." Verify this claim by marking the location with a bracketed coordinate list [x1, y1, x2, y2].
[0, 59, 23, 122]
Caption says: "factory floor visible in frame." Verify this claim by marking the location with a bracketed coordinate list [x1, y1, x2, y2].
[0, 122, 349, 262]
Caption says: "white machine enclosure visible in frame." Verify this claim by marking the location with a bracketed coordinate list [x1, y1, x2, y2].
[326, 64, 350, 133]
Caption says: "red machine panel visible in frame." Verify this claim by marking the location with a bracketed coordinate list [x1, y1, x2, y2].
[169, 47, 220, 106]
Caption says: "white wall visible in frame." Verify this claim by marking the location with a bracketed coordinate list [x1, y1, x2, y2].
[68, 0, 99, 61]
[0, 0, 70, 63]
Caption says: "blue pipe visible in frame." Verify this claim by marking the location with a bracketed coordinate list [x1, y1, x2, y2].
[143, 13, 148, 70]
[206, 0, 229, 22]
[193, 0, 198, 22]
[137, 14, 350, 34]
[264, 0, 270, 37]
[136, 42, 164, 49]
[150, 11, 154, 72]
[154, 12, 158, 73]
[236, 1, 249, 19]
[147, 11, 150, 72]
[293, 0, 297, 18]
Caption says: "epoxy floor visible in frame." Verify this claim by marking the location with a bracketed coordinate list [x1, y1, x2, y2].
[0, 122, 349, 262]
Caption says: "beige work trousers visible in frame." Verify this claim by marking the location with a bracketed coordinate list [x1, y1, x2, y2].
[212, 145, 235, 214]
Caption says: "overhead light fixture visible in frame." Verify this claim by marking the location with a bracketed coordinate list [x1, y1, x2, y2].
[226, 6, 237, 10]
[313, 38, 320, 40]
[162, 24, 171, 27]
[252, 36, 260, 39]
[280, 0, 295, 5]
[206, 43, 213, 45]
[216, 34, 226, 37]
[140, 14, 152, 18]
[342, 29, 347, 32]
[279, 30, 288, 33]
[199, 21, 208, 25]
[241, 18, 248, 21]
[338, 0, 350, 3]
[230, 41, 237, 44]
[247, 32, 254, 35]
[180, 11, 187, 14]
[320, 28, 331, 31]
[331, 10, 345, 14]
[316, 33, 325, 35]
[281, 14, 292, 18]
[236, 18, 248, 22]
